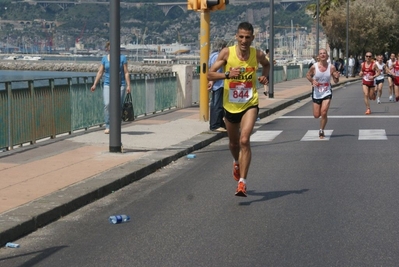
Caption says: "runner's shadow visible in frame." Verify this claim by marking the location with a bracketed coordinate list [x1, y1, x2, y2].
[239, 189, 309, 206]
[0, 246, 68, 267]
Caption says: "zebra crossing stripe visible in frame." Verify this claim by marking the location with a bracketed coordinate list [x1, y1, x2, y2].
[358, 129, 387, 140]
[251, 131, 282, 142]
[250, 129, 388, 142]
[301, 130, 333, 141]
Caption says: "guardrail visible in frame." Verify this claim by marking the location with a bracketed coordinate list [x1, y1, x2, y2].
[0, 64, 307, 151]
[0, 73, 178, 151]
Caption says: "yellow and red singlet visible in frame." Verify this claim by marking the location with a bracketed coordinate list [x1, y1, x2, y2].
[223, 46, 259, 113]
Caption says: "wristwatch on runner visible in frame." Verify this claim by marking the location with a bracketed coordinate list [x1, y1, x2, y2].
[225, 71, 230, 79]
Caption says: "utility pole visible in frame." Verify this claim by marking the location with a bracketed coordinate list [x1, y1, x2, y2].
[268, 0, 274, 98]
[109, 0, 122, 152]
[199, 10, 210, 121]
[345, 0, 349, 78]
[316, 0, 319, 55]
[188, 0, 229, 122]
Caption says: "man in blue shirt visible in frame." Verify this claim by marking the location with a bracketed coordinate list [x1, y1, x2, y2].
[207, 39, 227, 132]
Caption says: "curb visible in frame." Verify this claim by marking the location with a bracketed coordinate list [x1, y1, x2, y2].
[0, 131, 223, 246]
[0, 79, 356, 246]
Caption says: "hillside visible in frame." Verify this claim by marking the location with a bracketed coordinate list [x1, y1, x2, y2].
[0, 0, 313, 52]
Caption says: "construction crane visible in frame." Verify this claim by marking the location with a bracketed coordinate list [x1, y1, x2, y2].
[142, 27, 148, 45]
[177, 31, 181, 44]
[75, 22, 87, 47]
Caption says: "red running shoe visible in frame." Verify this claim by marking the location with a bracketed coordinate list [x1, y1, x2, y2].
[235, 181, 247, 197]
[233, 162, 240, 181]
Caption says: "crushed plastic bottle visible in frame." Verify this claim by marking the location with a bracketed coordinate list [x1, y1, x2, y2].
[109, 215, 130, 224]
[5, 242, 20, 248]
[186, 154, 196, 159]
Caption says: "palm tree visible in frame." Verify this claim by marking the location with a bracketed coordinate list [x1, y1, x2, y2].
[306, 0, 347, 27]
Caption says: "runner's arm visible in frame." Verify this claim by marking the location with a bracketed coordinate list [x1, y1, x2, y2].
[207, 48, 228, 81]
[389, 66, 396, 76]
[256, 50, 270, 85]
[359, 63, 364, 77]
[373, 64, 381, 78]
[330, 65, 340, 84]
[384, 64, 390, 75]
[306, 65, 316, 86]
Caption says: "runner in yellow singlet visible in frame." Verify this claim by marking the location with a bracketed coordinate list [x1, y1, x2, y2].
[207, 22, 270, 197]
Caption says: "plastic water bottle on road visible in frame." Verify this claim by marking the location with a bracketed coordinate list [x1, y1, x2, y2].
[109, 215, 130, 224]
[5, 242, 20, 248]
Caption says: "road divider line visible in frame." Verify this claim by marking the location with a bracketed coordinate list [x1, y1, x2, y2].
[281, 116, 399, 119]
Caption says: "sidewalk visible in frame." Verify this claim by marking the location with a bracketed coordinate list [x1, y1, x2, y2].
[0, 76, 359, 246]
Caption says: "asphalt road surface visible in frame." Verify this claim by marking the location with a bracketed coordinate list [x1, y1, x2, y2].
[1, 81, 399, 267]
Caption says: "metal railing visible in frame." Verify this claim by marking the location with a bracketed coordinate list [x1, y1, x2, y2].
[0, 73, 178, 150]
[1, 64, 306, 151]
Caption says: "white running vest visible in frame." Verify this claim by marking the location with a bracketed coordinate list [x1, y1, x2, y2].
[387, 59, 396, 74]
[312, 62, 332, 99]
[375, 62, 385, 80]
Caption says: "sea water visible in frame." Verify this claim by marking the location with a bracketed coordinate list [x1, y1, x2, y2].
[0, 70, 96, 90]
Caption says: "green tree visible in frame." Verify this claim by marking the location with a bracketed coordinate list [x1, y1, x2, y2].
[306, 0, 347, 21]
[320, 0, 398, 56]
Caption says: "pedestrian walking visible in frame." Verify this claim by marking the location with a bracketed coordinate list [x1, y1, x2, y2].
[306, 48, 340, 139]
[348, 55, 355, 77]
[207, 21, 270, 197]
[90, 41, 131, 134]
[263, 48, 270, 96]
[359, 52, 380, 115]
[208, 39, 227, 132]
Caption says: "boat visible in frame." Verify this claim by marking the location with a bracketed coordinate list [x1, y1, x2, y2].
[17, 55, 44, 60]
[3, 55, 17, 60]
[121, 42, 191, 55]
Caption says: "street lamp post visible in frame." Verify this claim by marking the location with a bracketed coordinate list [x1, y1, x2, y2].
[109, 0, 122, 152]
[316, 0, 319, 55]
[268, 0, 274, 98]
[345, 0, 349, 78]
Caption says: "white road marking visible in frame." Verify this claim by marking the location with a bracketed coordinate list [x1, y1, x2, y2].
[358, 129, 387, 140]
[301, 130, 333, 141]
[251, 131, 283, 142]
[249, 129, 389, 142]
[281, 115, 399, 119]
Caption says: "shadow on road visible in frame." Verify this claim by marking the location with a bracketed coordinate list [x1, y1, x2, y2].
[0, 245, 68, 267]
[239, 189, 309, 206]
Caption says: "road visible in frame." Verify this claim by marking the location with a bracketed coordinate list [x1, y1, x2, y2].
[1, 81, 399, 266]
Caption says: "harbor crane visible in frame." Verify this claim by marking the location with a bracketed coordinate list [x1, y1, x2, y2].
[75, 22, 86, 46]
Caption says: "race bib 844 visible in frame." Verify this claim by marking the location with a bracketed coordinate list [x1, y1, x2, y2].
[228, 81, 253, 103]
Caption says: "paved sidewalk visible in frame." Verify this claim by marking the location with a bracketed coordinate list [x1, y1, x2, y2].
[0, 76, 359, 246]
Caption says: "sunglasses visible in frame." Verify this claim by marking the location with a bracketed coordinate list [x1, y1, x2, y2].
[365, 55, 372, 57]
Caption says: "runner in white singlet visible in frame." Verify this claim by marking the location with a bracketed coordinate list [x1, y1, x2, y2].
[306, 49, 340, 138]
